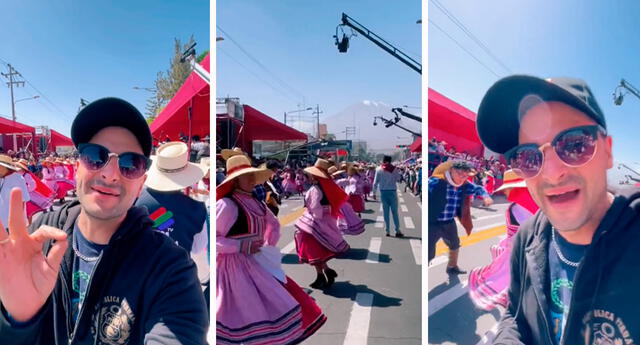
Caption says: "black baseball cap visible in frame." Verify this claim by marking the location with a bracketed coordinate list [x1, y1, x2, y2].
[477, 75, 607, 154]
[71, 97, 152, 157]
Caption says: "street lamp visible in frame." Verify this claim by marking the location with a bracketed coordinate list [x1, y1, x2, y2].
[284, 107, 313, 125]
[133, 86, 156, 93]
[15, 95, 40, 103]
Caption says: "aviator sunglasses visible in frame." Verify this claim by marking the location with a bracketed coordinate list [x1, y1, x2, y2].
[78, 143, 151, 179]
[504, 124, 606, 179]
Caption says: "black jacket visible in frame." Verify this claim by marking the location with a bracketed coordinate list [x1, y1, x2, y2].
[0, 201, 208, 344]
[494, 188, 640, 345]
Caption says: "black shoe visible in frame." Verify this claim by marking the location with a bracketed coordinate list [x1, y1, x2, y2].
[395, 232, 405, 238]
[310, 273, 327, 289]
[385, 232, 391, 237]
[446, 266, 467, 275]
[324, 269, 338, 287]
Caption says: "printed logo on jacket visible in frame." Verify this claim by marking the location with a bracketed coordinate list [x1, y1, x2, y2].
[92, 296, 135, 345]
[582, 309, 634, 345]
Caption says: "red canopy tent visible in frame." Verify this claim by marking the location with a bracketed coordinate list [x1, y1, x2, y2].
[428, 88, 484, 156]
[235, 105, 307, 156]
[150, 54, 210, 141]
[49, 130, 73, 148]
[409, 137, 422, 153]
[0, 117, 36, 153]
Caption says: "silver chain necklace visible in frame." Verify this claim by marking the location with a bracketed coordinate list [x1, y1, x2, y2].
[551, 227, 581, 268]
[73, 235, 100, 262]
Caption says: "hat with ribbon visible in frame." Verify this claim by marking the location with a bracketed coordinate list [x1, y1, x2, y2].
[304, 159, 331, 179]
[494, 169, 527, 197]
[216, 154, 274, 200]
[220, 147, 245, 161]
[0, 155, 18, 171]
[145, 141, 207, 191]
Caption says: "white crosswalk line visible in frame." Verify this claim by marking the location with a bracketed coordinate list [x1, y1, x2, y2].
[400, 204, 408, 212]
[282, 241, 296, 254]
[399, 197, 405, 203]
[375, 216, 384, 228]
[409, 239, 421, 265]
[473, 214, 502, 221]
[404, 216, 415, 229]
[379, 204, 383, 212]
[428, 280, 469, 316]
[429, 255, 448, 268]
[365, 237, 382, 263]
[343, 293, 374, 345]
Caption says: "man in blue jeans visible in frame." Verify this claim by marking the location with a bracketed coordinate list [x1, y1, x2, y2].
[373, 155, 404, 237]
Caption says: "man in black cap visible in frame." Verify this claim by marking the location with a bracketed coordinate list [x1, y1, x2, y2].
[0, 98, 208, 344]
[477, 76, 640, 344]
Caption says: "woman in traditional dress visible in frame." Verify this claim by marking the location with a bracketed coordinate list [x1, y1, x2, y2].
[345, 165, 366, 216]
[468, 170, 539, 310]
[41, 158, 58, 196]
[328, 166, 365, 236]
[53, 158, 74, 202]
[295, 168, 305, 196]
[14, 159, 54, 222]
[216, 154, 326, 345]
[281, 168, 297, 198]
[294, 159, 350, 289]
[365, 165, 376, 200]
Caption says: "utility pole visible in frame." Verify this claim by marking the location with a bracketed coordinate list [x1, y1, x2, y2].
[1, 64, 25, 122]
[313, 104, 323, 139]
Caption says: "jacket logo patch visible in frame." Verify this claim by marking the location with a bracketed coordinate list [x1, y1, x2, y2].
[92, 296, 135, 345]
[582, 309, 634, 345]
[149, 207, 175, 235]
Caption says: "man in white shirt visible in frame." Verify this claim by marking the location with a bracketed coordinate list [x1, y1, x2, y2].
[0, 155, 29, 227]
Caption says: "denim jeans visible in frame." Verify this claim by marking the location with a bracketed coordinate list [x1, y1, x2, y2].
[380, 190, 400, 233]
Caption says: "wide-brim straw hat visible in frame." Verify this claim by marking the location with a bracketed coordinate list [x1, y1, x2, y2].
[220, 147, 245, 161]
[327, 166, 345, 178]
[145, 141, 207, 191]
[304, 159, 331, 179]
[14, 159, 28, 171]
[0, 155, 18, 171]
[217, 155, 274, 199]
[494, 169, 527, 196]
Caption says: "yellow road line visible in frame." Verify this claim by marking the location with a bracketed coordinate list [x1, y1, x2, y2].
[279, 207, 306, 226]
[434, 225, 506, 256]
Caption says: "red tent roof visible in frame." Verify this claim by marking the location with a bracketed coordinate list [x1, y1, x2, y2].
[235, 105, 307, 156]
[0, 117, 34, 134]
[150, 54, 210, 141]
[49, 129, 73, 147]
[428, 88, 484, 156]
[409, 137, 422, 153]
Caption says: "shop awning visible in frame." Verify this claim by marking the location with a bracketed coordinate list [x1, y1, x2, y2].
[409, 137, 422, 153]
[0, 117, 34, 134]
[428, 88, 484, 156]
[150, 54, 210, 141]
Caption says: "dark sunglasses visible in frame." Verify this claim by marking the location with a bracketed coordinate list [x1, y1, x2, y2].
[504, 125, 606, 179]
[78, 143, 151, 180]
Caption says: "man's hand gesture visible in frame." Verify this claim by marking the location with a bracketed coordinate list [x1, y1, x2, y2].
[0, 188, 68, 322]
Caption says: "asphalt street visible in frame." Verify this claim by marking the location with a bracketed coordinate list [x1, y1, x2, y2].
[427, 196, 510, 345]
[277, 187, 423, 345]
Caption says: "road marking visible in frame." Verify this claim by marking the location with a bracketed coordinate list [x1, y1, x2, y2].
[476, 323, 500, 345]
[379, 204, 383, 212]
[400, 204, 408, 212]
[429, 255, 448, 267]
[428, 280, 468, 316]
[343, 293, 374, 345]
[399, 197, 405, 203]
[282, 241, 296, 254]
[417, 202, 421, 209]
[280, 203, 289, 208]
[409, 239, 421, 265]
[365, 237, 382, 263]
[473, 214, 503, 221]
[404, 216, 415, 229]
[279, 207, 304, 226]
[435, 223, 506, 256]
[375, 216, 384, 228]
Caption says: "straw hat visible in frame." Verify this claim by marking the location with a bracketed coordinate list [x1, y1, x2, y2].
[220, 147, 245, 161]
[327, 166, 345, 178]
[14, 159, 28, 171]
[145, 141, 207, 191]
[304, 159, 331, 179]
[217, 155, 274, 198]
[0, 155, 18, 171]
[494, 170, 527, 197]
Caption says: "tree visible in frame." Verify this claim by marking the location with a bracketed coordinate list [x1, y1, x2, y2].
[146, 35, 200, 120]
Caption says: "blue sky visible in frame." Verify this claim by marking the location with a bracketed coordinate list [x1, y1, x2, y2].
[216, 0, 421, 131]
[0, 1, 209, 137]
[429, 0, 640, 164]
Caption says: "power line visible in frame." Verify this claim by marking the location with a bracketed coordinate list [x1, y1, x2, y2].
[217, 26, 308, 103]
[430, 0, 512, 74]
[218, 47, 299, 104]
[428, 18, 501, 78]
